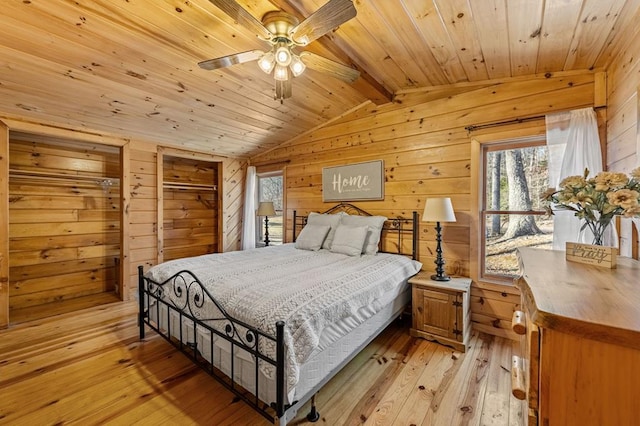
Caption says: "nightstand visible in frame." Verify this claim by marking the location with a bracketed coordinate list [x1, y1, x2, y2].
[409, 273, 471, 352]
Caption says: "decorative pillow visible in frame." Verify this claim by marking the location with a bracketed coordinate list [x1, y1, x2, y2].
[294, 224, 331, 251]
[306, 212, 344, 249]
[329, 225, 369, 256]
[339, 214, 387, 254]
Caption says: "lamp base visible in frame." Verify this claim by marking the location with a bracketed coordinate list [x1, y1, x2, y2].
[430, 273, 451, 282]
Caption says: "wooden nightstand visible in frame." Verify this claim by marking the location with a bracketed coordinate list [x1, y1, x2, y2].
[409, 273, 471, 352]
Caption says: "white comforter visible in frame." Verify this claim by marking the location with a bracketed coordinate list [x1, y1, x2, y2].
[145, 244, 422, 390]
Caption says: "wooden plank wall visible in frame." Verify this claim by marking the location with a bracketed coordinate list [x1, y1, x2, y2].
[127, 141, 245, 300]
[128, 145, 159, 294]
[606, 13, 640, 173]
[8, 137, 121, 316]
[0, 122, 8, 326]
[251, 71, 597, 339]
[605, 14, 640, 259]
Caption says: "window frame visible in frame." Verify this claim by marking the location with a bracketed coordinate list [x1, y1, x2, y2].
[472, 135, 550, 285]
[256, 170, 284, 246]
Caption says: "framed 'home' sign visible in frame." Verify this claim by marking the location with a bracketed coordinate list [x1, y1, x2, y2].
[322, 160, 384, 202]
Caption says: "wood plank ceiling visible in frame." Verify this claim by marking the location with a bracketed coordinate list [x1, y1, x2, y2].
[0, 0, 637, 158]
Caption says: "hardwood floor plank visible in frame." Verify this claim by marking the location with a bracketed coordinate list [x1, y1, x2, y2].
[2, 337, 191, 424]
[0, 301, 522, 426]
[391, 344, 459, 426]
[0, 300, 136, 354]
[9, 292, 121, 325]
[363, 339, 440, 425]
[329, 329, 413, 425]
[480, 332, 513, 425]
[421, 333, 488, 426]
[341, 336, 418, 424]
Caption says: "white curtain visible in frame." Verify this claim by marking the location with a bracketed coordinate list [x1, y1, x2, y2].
[545, 107, 606, 249]
[241, 166, 257, 250]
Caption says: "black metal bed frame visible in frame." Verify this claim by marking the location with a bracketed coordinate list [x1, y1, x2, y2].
[138, 202, 418, 425]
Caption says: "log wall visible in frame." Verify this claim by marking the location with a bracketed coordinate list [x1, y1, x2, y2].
[252, 71, 598, 339]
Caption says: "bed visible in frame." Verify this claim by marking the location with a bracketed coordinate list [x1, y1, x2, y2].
[138, 203, 421, 425]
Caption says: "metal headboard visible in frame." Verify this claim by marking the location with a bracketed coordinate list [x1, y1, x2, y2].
[292, 202, 419, 260]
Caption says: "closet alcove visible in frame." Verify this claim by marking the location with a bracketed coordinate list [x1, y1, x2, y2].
[6, 132, 124, 324]
[158, 147, 222, 263]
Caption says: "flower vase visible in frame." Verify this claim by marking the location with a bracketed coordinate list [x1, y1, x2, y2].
[577, 219, 618, 247]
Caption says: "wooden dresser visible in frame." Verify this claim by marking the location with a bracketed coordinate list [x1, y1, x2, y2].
[512, 247, 640, 426]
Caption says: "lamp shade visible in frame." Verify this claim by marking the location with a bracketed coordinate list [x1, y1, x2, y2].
[257, 201, 276, 216]
[422, 197, 456, 222]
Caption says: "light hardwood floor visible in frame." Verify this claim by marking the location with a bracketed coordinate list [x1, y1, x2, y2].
[0, 301, 523, 425]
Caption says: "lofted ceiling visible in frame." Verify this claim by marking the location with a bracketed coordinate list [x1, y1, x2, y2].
[0, 0, 638, 158]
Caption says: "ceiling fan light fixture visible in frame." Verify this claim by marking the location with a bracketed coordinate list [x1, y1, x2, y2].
[274, 41, 292, 66]
[290, 55, 306, 77]
[258, 51, 275, 73]
[274, 64, 289, 81]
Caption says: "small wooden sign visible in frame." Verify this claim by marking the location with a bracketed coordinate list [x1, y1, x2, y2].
[565, 242, 617, 268]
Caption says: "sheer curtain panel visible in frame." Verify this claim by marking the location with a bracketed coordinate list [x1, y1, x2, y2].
[241, 166, 257, 250]
[545, 108, 606, 249]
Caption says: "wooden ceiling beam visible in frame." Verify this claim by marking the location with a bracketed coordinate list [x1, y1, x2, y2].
[271, 0, 394, 105]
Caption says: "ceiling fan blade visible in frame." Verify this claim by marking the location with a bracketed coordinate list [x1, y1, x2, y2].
[198, 50, 264, 70]
[290, 0, 356, 45]
[207, 0, 272, 39]
[300, 52, 360, 83]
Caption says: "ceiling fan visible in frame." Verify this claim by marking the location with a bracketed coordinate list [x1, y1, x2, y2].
[199, 0, 361, 101]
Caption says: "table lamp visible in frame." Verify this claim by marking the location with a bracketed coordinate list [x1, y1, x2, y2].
[257, 201, 276, 246]
[423, 197, 456, 281]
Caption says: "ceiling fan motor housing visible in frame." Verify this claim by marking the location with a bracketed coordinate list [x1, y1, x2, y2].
[261, 11, 299, 41]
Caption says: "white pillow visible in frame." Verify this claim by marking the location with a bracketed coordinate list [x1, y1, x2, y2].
[339, 214, 387, 254]
[294, 224, 331, 251]
[330, 225, 369, 256]
[306, 212, 344, 249]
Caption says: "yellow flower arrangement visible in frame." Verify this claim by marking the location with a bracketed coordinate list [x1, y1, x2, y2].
[542, 167, 640, 245]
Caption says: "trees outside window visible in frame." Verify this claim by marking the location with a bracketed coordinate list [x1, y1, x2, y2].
[257, 172, 283, 245]
[482, 139, 552, 281]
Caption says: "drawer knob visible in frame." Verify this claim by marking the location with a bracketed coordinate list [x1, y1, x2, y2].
[511, 355, 526, 400]
[511, 310, 526, 335]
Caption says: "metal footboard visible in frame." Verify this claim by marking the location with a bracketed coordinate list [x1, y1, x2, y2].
[137, 266, 288, 423]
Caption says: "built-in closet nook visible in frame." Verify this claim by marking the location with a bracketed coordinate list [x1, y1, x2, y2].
[158, 148, 221, 263]
[7, 133, 123, 324]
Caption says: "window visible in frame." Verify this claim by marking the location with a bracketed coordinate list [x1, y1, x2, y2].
[480, 138, 553, 283]
[257, 172, 283, 245]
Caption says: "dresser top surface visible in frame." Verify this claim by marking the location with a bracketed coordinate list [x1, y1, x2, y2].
[516, 247, 640, 349]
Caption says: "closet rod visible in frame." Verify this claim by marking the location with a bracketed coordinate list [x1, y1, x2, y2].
[163, 182, 217, 191]
[465, 105, 606, 133]
[9, 169, 120, 185]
